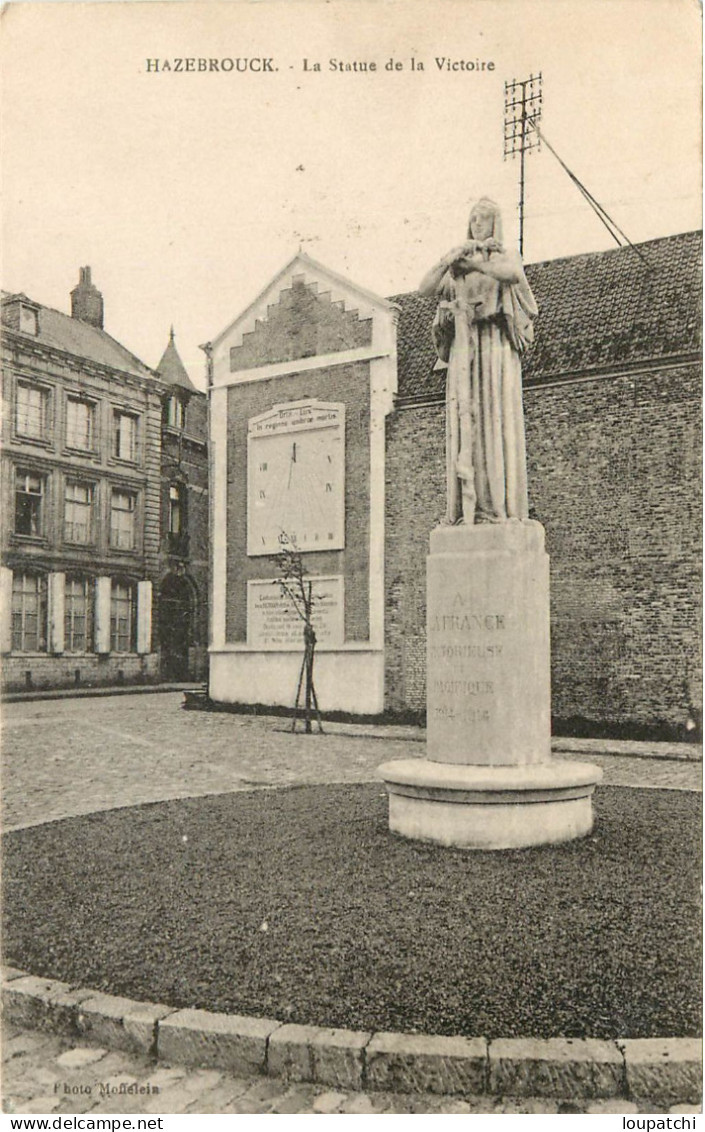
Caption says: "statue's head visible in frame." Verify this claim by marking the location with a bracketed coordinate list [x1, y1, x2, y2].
[468, 198, 502, 242]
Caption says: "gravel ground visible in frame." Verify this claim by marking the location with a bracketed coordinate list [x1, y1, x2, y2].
[3, 783, 701, 1041]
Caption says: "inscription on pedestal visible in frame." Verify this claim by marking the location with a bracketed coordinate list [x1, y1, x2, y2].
[429, 644, 504, 659]
[430, 611, 505, 631]
[426, 523, 552, 766]
[247, 576, 343, 647]
[428, 597, 505, 725]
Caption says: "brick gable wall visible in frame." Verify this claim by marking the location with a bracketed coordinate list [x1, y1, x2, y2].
[225, 363, 371, 644]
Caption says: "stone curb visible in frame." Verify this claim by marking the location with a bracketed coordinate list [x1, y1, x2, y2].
[2, 683, 195, 705]
[2, 968, 701, 1105]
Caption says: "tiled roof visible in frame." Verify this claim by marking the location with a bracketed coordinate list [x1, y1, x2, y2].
[156, 329, 199, 394]
[2, 294, 154, 381]
[390, 230, 703, 403]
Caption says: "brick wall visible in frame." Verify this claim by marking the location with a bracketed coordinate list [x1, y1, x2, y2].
[157, 390, 209, 677]
[230, 276, 373, 371]
[385, 362, 702, 733]
[385, 401, 445, 712]
[225, 363, 371, 643]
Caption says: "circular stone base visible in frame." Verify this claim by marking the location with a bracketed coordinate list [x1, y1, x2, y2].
[378, 758, 603, 850]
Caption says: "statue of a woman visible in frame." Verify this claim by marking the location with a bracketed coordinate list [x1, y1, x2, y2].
[419, 198, 538, 525]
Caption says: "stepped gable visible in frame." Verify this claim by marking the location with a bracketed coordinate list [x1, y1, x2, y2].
[391, 230, 703, 403]
[229, 274, 374, 371]
[1, 291, 154, 380]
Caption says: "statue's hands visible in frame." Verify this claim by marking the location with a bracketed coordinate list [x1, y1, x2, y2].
[441, 244, 474, 270]
[457, 238, 506, 275]
[443, 240, 485, 276]
[482, 237, 503, 255]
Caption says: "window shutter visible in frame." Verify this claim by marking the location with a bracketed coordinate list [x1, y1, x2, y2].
[137, 580, 152, 655]
[0, 568, 12, 653]
[48, 572, 66, 654]
[95, 576, 112, 653]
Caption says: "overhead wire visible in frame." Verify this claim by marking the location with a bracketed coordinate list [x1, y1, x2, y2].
[525, 117, 653, 269]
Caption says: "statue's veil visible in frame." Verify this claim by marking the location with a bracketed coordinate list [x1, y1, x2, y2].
[467, 198, 503, 243]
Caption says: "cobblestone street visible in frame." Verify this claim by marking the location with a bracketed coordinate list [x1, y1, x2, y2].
[2, 692, 701, 1115]
[3, 694, 421, 831]
[3, 692, 701, 832]
[4, 1024, 698, 1117]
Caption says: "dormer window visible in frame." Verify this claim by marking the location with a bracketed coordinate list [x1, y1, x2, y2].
[165, 395, 185, 430]
[2, 296, 41, 337]
[19, 305, 38, 336]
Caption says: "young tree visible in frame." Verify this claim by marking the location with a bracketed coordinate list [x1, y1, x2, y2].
[273, 535, 324, 734]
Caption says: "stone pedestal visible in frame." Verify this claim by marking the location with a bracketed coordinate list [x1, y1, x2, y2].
[380, 521, 602, 850]
[378, 759, 601, 850]
[426, 521, 550, 766]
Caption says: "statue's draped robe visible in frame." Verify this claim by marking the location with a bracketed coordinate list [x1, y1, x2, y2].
[433, 256, 538, 523]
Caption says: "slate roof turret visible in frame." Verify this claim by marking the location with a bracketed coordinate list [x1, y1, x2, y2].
[156, 327, 199, 394]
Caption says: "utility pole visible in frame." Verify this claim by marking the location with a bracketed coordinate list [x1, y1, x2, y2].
[504, 74, 543, 255]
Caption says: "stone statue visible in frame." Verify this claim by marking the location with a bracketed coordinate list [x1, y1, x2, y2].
[381, 202, 601, 850]
[419, 198, 538, 525]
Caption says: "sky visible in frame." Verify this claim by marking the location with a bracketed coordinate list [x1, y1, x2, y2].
[1, 0, 701, 389]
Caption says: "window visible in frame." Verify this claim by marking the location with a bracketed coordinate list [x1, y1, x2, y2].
[65, 576, 94, 653]
[15, 470, 44, 537]
[168, 483, 185, 534]
[165, 396, 185, 430]
[113, 411, 137, 461]
[66, 398, 95, 451]
[110, 581, 136, 652]
[167, 483, 188, 554]
[110, 489, 136, 550]
[16, 382, 48, 440]
[64, 481, 93, 544]
[11, 573, 47, 652]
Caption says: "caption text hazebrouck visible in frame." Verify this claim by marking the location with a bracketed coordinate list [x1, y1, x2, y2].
[145, 58, 277, 72]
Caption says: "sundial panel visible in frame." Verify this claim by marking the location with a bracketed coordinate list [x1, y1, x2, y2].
[247, 401, 345, 556]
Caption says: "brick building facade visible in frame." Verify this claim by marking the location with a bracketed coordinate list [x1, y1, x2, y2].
[155, 331, 209, 682]
[209, 232, 701, 735]
[1, 271, 208, 691]
[207, 254, 396, 713]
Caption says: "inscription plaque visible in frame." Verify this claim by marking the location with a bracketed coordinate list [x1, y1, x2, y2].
[247, 575, 343, 647]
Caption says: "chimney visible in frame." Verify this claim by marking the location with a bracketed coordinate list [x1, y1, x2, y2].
[71, 266, 104, 329]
